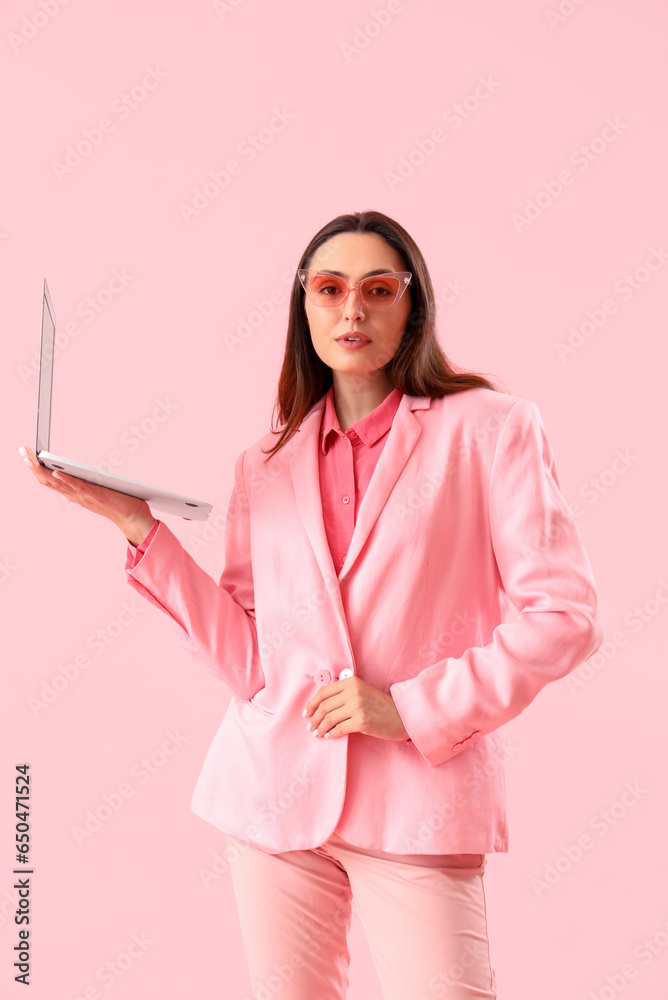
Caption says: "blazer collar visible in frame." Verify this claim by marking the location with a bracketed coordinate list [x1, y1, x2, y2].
[290, 392, 432, 588]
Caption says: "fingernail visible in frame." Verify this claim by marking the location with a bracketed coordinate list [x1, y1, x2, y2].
[302, 709, 307, 718]
[306, 722, 311, 731]
[23, 457, 34, 468]
[18, 446, 27, 457]
[52, 471, 63, 479]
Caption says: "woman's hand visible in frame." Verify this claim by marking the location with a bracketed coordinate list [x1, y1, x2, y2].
[18, 444, 156, 545]
[303, 675, 410, 742]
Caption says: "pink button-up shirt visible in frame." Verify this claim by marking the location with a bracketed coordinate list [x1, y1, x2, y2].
[318, 385, 402, 574]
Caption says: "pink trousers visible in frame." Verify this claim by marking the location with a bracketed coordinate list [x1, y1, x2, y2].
[225, 831, 498, 1000]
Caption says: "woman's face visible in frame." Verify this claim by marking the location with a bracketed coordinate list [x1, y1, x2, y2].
[302, 232, 413, 380]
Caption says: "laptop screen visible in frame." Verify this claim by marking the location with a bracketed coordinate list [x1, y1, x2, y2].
[36, 280, 55, 455]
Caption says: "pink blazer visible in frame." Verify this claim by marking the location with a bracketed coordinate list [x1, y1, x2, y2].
[125, 387, 603, 855]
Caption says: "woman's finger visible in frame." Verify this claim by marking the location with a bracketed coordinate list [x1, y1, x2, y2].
[22, 446, 102, 499]
[20, 447, 77, 494]
[52, 470, 84, 490]
[20, 441, 151, 525]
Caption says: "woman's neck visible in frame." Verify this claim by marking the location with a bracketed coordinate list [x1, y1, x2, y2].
[331, 370, 396, 431]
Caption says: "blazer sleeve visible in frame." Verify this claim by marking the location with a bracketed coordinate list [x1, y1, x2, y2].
[124, 448, 265, 701]
[389, 397, 604, 768]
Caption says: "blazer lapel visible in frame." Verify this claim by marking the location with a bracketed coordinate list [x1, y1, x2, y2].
[289, 392, 431, 590]
[289, 394, 337, 590]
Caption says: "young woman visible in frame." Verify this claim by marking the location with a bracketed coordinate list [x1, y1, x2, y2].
[20, 210, 602, 1000]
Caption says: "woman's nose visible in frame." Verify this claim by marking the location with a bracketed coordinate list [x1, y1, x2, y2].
[344, 285, 365, 318]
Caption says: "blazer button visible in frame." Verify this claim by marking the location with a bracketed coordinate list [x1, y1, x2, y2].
[338, 668, 354, 680]
[314, 669, 332, 685]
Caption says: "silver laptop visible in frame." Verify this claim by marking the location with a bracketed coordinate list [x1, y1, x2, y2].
[36, 279, 212, 521]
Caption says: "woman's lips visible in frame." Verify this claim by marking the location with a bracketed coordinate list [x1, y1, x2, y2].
[335, 333, 371, 350]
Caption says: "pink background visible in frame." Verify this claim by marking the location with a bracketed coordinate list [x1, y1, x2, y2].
[2, 1, 667, 997]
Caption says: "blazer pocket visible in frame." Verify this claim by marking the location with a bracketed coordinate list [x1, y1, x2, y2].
[246, 693, 275, 716]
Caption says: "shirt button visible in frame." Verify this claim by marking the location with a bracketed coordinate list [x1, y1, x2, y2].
[342, 495, 350, 505]
[338, 668, 354, 680]
[314, 669, 332, 685]
[348, 430, 358, 440]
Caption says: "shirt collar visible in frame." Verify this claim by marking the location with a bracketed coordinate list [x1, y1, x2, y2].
[319, 385, 403, 455]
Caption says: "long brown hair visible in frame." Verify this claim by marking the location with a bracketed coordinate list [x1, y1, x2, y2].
[262, 210, 505, 460]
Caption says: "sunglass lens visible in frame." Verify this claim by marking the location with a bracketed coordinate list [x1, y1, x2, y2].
[308, 274, 348, 306]
[360, 275, 400, 307]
